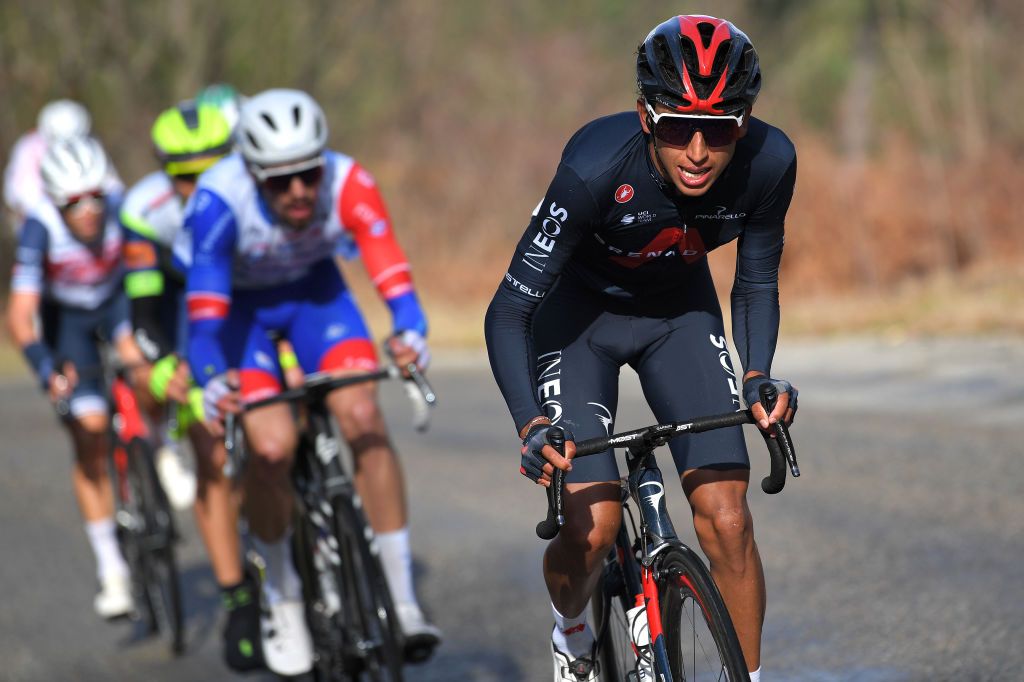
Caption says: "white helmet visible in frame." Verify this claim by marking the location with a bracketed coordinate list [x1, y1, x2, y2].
[41, 136, 109, 206]
[237, 89, 327, 177]
[37, 100, 92, 141]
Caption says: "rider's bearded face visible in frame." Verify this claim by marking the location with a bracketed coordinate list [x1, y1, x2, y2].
[258, 163, 323, 229]
[637, 100, 749, 198]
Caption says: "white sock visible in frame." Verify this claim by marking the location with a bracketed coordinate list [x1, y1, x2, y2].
[376, 528, 417, 607]
[551, 602, 595, 658]
[749, 666, 761, 682]
[251, 530, 302, 605]
[85, 518, 128, 582]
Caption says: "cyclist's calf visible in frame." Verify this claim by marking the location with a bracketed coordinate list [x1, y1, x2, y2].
[544, 483, 622, 615]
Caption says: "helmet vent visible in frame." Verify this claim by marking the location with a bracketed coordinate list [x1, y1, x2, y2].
[260, 113, 277, 131]
[245, 131, 261, 150]
[696, 22, 716, 50]
[711, 39, 732, 75]
[292, 105, 302, 126]
[652, 35, 681, 94]
[181, 102, 200, 130]
[315, 117, 323, 140]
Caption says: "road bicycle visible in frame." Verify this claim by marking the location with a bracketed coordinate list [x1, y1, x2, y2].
[225, 362, 436, 681]
[59, 360, 186, 655]
[536, 384, 799, 681]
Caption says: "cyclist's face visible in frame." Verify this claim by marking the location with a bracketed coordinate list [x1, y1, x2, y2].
[260, 166, 323, 229]
[637, 100, 748, 198]
[60, 194, 105, 242]
[170, 174, 198, 201]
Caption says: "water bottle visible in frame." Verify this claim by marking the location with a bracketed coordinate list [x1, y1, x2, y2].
[626, 604, 653, 680]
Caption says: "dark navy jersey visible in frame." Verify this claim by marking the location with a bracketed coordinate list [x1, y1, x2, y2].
[485, 111, 797, 431]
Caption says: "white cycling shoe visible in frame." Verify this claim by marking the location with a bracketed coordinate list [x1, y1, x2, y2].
[396, 602, 442, 662]
[552, 640, 602, 681]
[156, 445, 196, 511]
[93, 573, 134, 619]
[261, 599, 314, 676]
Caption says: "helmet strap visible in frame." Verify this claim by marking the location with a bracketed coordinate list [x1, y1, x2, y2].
[645, 129, 674, 193]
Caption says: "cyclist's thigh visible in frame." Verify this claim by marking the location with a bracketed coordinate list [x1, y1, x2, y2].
[221, 302, 285, 404]
[532, 280, 627, 484]
[633, 306, 748, 475]
[287, 263, 378, 376]
[53, 304, 107, 419]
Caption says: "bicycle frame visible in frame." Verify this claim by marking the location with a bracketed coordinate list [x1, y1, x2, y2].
[615, 443, 704, 681]
[539, 385, 799, 680]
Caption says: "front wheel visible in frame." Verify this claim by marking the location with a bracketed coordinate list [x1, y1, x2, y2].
[332, 495, 404, 682]
[657, 546, 747, 681]
[126, 437, 185, 655]
[591, 553, 638, 681]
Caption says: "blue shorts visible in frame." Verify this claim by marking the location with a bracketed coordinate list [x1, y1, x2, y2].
[220, 260, 378, 403]
[42, 291, 132, 418]
[531, 271, 748, 484]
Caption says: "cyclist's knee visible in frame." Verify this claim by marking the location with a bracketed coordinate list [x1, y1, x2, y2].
[75, 411, 108, 437]
[694, 505, 753, 560]
[335, 394, 385, 440]
[248, 434, 296, 480]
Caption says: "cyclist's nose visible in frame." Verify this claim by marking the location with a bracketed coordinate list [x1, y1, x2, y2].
[686, 131, 709, 165]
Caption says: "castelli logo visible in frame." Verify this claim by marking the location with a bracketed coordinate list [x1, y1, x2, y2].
[614, 184, 634, 203]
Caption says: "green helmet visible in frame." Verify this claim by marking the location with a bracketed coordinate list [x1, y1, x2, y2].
[196, 83, 244, 129]
[151, 101, 233, 176]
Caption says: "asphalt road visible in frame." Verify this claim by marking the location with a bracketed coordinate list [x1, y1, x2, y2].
[1, 337, 1021, 681]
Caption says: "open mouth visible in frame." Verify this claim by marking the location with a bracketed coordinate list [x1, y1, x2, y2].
[678, 166, 711, 189]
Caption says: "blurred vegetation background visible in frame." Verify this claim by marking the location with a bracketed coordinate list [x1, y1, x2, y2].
[1, 0, 1022, 345]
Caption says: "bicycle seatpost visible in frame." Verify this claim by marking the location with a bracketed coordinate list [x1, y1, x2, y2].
[535, 427, 566, 540]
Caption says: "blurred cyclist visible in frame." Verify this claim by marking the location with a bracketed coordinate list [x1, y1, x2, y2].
[485, 15, 798, 681]
[183, 88, 441, 675]
[6, 136, 145, 619]
[195, 83, 246, 132]
[3, 100, 122, 231]
[119, 100, 263, 671]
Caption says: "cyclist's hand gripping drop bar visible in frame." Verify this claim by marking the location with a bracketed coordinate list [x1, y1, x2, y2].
[535, 386, 800, 539]
[223, 361, 437, 478]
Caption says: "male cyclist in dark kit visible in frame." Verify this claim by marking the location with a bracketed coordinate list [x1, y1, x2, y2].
[485, 15, 799, 681]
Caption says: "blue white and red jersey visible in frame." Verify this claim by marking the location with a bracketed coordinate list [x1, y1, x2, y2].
[183, 151, 426, 391]
[11, 194, 124, 310]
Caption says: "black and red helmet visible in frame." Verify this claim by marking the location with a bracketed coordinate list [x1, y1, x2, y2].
[637, 15, 761, 116]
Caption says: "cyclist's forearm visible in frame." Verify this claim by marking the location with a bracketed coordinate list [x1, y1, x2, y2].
[729, 283, 779, 377]
[484, 288, 546, 433]
[188, 317, 229, 387]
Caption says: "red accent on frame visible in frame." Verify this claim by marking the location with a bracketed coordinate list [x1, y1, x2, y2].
[642, 565, 666, 641]
[111, 376, 149, 442]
